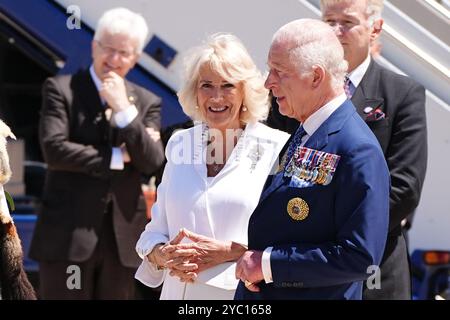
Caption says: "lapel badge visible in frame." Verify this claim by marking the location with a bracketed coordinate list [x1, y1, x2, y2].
[363, 106, 373, 114]
[247, 143, 264, 172]
[287, 197, 309, 221]
[104, 108, 112, 121]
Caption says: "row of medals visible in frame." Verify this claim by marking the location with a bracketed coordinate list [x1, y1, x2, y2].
[283, 146, 340, 186]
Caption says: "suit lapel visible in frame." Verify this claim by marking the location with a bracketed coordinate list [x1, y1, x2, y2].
[257, 101, 355, 205]
[351, 60, 384, 119]
[258, 171, 286, 204]
[124, 81, 138, 109]
[259, 122, 330, 203]
[75, 70, 104, 115]
[258, 125, 332, 205]
[258, 130, 294, 203]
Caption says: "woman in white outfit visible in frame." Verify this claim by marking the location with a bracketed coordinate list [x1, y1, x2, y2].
[135, 33, 289, 300]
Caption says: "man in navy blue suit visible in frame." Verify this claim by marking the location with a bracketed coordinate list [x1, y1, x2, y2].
[235, 19, 390, 300]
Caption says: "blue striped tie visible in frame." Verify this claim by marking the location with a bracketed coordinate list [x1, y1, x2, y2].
[344, 75, 354, 99]
[284, 125, 307, 171]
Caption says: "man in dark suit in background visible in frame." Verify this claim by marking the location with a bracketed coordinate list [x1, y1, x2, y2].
[29, 8, 165, 299]
[267, 0, 427, 299]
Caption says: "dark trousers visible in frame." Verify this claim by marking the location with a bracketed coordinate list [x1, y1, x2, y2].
[38, 210, 135, 300]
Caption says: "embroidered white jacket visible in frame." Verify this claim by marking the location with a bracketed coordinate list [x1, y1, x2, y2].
[135, 122, 288, 299]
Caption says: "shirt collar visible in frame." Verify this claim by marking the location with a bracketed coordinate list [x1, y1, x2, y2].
[89, 65, 102, 92]
[348, 54, 371, 89]
[303, 93, 347, 137]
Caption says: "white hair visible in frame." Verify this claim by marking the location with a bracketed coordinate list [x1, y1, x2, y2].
[178, 33, 269, 124]
[320, 0, 384, 25]
[272, 19, 348, 90]
[93, 7, 149, 54]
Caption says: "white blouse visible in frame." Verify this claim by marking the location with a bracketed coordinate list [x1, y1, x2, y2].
[135, 121, 288, 299]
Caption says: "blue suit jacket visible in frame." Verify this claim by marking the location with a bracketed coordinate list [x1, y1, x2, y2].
[235, 100, 390, 300]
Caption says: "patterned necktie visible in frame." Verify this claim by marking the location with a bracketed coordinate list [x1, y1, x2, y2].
[344, 75, 354, 99]
[284, 125, 307, 171]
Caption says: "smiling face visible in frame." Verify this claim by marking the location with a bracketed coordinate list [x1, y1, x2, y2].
[196, 64, 244, 132]
[265, 42, 313, 122]
[322, 0, 380, 72]
[91, 31, 140, 79]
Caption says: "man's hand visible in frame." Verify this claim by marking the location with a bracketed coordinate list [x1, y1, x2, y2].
[100, 72, 131, 112]
[146, 127, 161, 142]
[235, 250, 264, 292]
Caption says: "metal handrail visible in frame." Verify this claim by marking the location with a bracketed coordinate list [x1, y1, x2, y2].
[423, 0, 450, 20]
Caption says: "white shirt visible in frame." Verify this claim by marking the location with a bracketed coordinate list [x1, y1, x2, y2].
[347, 54, 371, 90]
[261, 93, 347, 283]
[89, 65, 138, 170]
[135, 122, 289, 299]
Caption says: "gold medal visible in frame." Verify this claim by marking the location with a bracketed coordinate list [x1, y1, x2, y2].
[287, 197, 309, 221]
[317, 169, 326, 184]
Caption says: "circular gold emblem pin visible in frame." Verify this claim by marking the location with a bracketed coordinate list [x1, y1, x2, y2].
[287, 197, 309, 221]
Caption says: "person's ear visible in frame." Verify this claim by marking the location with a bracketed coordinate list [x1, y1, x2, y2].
[370, 18, 383, 42]
[311, 65, 325, 88]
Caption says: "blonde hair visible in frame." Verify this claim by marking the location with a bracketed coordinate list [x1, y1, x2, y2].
[177, 33, 269, 124]
[320, 0, 384, 25]
[94, 7, 149, 54]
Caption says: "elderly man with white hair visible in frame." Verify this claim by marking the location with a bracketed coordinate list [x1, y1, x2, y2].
[266, 1, 427, 300]
[235, 19, 389, 300]
[29, 7, 164, 299]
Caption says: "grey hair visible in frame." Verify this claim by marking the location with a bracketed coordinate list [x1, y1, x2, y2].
[177, 33, 270, 124]
[320, 0, 384, 25]
[272, 19, 348, 90]
[93, 7, 149, 54]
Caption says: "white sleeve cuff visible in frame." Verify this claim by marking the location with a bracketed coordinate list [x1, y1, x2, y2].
[110, 147, 124, 170]
[113, 104, 138, 128]
[136, 234, 169, 260]
[135, 256, 166, 288]
[262, 247, 273, 283]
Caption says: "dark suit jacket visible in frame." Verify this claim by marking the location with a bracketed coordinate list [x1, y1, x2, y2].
[235, 100, 390, 300]
[266, 60, 427, 299]
[29, 69, 165, 268]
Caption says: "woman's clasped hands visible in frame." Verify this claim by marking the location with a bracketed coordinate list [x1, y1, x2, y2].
[148, 228, 242, 283]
